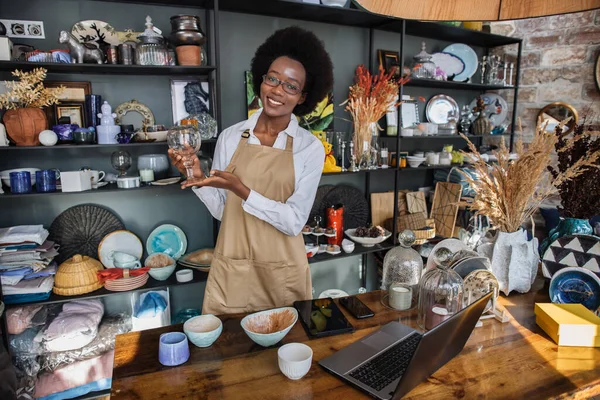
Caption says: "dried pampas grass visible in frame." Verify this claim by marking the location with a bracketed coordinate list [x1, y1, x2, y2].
[244, 309, 296, 334]
[458, 118, 600, 233]
[0, 68, 64, 110]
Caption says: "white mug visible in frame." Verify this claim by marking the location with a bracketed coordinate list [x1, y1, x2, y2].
[90, 170, 106, 189]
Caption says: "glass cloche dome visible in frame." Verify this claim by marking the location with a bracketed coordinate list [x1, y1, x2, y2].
[381, 230, 423, 311]
[417, 246, 463, 330]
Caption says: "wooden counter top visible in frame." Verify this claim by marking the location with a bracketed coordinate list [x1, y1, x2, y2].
[111, 279, 600, 399]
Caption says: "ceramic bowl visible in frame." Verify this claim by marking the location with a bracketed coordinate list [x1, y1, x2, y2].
[137, 154, 170, 180]
[549, 267, 600, 311]
[241, 306, 298, 347]
[147, 264, 176, 281]
[278, 343, 313, 380]
[73, 130, 95, 144]
[345, 228, 392, 247]
[184, 314, 223, 347]
[0, 168, 40, 187]
[342, 238, 355, 253]
[407, 159, 424, 168]
[158, 332, 190, 367]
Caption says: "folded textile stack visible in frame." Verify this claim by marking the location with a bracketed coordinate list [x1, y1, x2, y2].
[0, 225, 59, 304]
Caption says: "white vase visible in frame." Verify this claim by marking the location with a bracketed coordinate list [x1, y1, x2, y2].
[482, 229, 539, 295]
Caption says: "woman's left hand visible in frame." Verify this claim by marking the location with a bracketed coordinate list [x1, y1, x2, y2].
[185, 170, 251, 200]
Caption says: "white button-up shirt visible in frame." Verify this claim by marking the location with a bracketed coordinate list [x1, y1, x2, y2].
[193, 109, 325, 236]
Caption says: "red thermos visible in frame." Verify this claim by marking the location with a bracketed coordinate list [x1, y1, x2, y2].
[327, 204, 344, 246]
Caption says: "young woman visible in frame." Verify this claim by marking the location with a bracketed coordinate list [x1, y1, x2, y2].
[169, 26, 334, 315]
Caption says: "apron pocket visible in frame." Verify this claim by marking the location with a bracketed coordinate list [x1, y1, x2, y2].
[249, 260, 286, 309]
[209, 254, 251, 309]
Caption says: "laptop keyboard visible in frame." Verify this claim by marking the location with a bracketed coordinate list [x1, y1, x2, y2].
[348, 332, 421, 392]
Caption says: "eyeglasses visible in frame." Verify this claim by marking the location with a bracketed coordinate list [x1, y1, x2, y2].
[262, 74, 303, 95]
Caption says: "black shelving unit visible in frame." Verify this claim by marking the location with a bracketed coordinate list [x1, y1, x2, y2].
[0, 139, 216, 151]
[0, 61, 217, 76]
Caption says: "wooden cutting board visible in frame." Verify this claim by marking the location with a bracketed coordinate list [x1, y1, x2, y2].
[370, 191, 410, 227]
[406, 191, 427, 219]
[430, 182, 462, 238]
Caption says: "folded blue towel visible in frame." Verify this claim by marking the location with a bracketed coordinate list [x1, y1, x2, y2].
[135, 292, 168, 319]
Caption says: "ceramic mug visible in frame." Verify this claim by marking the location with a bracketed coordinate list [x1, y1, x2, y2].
[109, 251, 141, 269]
[114, 259, 141, 269]
[35, 170, 58, 193]
[90, 170, 106, 189]
[158, 332, 190, 367]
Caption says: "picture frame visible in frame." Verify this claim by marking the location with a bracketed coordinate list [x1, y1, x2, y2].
[377, 49, 400, 77]
[401, 100, 420, 128]
[53, 102, 86, 127]
[170, 78, 212, 125]
[45, 81, 91, 102]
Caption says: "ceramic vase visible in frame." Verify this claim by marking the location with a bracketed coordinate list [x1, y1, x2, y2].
[483, 229, 539, 295]
[539, 218, 594, 256]
[3, 108, 48, 146]
[472, 113, 493, 135]
[176, 45, 202, 66]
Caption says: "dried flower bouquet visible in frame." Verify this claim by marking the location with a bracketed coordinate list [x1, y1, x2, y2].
[0, 68, 64, 110]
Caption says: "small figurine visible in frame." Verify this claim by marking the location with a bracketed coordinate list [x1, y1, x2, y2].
[58, 31, 104, 64]
[96, 101, 121, 145]
[98, 101, 117, 126]
[471, 97, 493, 135]
[321, 136, 341, 173]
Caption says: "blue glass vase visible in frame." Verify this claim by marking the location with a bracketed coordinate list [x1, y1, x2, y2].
[540, 218, 594, 256]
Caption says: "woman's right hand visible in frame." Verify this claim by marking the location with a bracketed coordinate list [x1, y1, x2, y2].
[168, 146, 205, 181]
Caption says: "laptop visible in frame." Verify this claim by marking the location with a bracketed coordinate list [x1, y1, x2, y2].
[319, 292, 493, 400]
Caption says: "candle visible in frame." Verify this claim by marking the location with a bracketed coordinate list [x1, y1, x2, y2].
[425, 304, 452, 330]
[389, 284, 412, 311]
[139, 168, 155, 183]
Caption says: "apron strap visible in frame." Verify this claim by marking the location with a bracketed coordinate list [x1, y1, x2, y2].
[225, 130, 251, 173]
[284, 135, 293, 151]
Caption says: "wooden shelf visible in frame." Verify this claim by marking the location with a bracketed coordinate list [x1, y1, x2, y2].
[0, 139, 216, 151]
[0, 61, 217, 76]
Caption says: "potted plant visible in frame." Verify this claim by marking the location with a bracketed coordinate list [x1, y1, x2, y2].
[0, 68, 63, 146]
[541, 122, 600, 252]
[459, 119, 600, 295]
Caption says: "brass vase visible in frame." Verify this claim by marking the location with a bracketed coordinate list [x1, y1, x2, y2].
[472, 113, 493, 135]
[3, 108, 48, 146]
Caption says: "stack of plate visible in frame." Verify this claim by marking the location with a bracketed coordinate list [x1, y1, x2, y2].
[105, 273, 149, 292]
[177, 249, 213, 272]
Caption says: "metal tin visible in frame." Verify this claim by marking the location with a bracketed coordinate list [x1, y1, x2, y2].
[106, 45, 118, 64]
[118, 44, 134, 65]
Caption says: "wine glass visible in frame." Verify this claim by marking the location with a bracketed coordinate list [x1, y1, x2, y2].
[111, 151, 132, 177]
[167, 124, 202, 183]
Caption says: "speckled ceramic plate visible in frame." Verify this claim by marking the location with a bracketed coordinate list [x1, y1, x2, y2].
[147, 224, 188, 260]
[98, 230, 143, 268]
[542, 234, 600, 279]
[462, 269, 499, 313]
[426, 238, 469, 270]
[549, 267, 600, 311]
[452, 257, 491, 279]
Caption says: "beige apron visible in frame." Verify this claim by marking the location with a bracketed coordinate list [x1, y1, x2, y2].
[202, 130, 312, 315]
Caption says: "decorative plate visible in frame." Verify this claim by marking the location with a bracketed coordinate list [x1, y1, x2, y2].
[116, 29, 142, 44]
[98, 230, 143, 268]
[318, 289, 349, 299]
[426, 238, 469, 270]
[442, 43, 478, 82]
[151, 177, 181, 186]
[105, 273, 149, 292]
[468, 94, 509, 127]
[320, 185, 369, 230]
[147, 224, 188, 260]
[462, 269, 499, 313]
[549, 267, 600, 311]
[114, 99, 155, 127]
[71, 20, 119, 47]
[426, 94, 459, 124]
[452, 256, 491, 279]
[431, 52, 465, 79]
[49, 205, 125, 264]
[345, 229, 391, 247]
[542, 234, 600, 279]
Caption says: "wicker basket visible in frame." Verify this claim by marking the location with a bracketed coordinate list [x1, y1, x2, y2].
[53, 254, 104, 296]
[414, 220, 436, 245]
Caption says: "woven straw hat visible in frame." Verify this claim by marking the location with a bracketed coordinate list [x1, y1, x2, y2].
[53, 254, 104, 296]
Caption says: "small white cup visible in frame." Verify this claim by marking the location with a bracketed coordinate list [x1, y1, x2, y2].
[278, 343, 313, 380]
[90, 170, 106, 189]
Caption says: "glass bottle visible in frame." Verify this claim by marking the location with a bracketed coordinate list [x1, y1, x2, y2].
[369, 122, 380, 169]
[417, 247, 463, 330]
[381, 231, 423, 311]
[412, 42, 436, 79]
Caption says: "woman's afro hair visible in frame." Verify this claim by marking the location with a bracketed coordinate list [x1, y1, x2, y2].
[250, 26, 334, 117]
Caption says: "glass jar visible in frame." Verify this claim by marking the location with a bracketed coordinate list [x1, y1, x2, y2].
[381, 231, 423, 311]
[136, 16, 168, 66]
[368, 122, 380, 169]
[412, 42, 436, 79]
[417, 247, 463, 330]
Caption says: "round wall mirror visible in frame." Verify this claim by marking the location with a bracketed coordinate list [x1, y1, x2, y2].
[538, 102, 578, 135]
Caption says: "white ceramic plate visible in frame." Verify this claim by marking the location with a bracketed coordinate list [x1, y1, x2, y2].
[150, 177, 181, 186]
[431, 52, 465, 79]
[442, 43, 478, 82]
[345, 229, 391, 247]
[98, 230, 143, 268]
[318, 289, 349, 299]
[426, 94, 459, 124]
[426, 238, 470, 270]
[147, 224, 188, 260]
[305, 244, 319, 257]
[71, 20, 119, 47]
[326, 245, 341, 255]
[469, 94, 509, 127]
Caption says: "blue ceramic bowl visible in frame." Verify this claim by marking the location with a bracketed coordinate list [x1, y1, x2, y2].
[184, 315, 223, 348]
[158, 332, 190, 367]
[549, 267, 600, 311]
[145, 253, 176, 281]
[241, 307, 298, 347]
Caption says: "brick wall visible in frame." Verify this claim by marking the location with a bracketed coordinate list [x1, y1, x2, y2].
[491, 10, 600, 140]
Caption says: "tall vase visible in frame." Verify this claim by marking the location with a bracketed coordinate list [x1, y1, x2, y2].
[539, 218, 594, 256]
[355, 121, 377, 170]
[369, 122, 380, 169]
[3, 108, 47, 146]
[472, 112, 492, 135]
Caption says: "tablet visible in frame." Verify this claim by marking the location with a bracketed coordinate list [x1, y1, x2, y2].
[293, 298, 354, 338]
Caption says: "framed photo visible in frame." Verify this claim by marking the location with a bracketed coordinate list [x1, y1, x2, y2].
[401, 100, 420, 128]
[377, 49, 400, 77]
[45, 81, 91, 102]
[54, 102, 86, 127]
[170, 78, 211, 124]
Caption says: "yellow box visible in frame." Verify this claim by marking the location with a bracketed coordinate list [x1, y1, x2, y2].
[535, 303, 600, 347]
